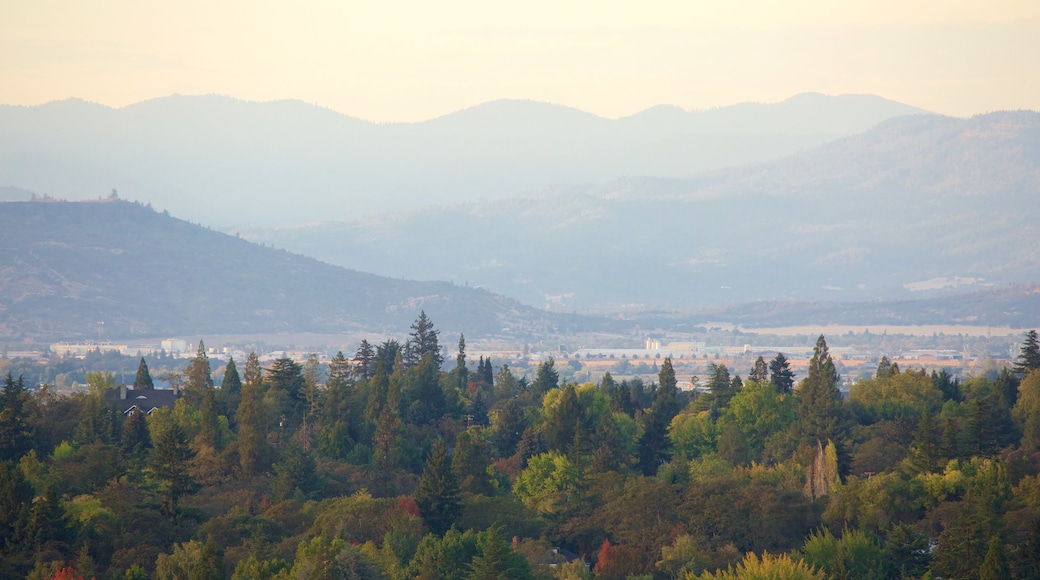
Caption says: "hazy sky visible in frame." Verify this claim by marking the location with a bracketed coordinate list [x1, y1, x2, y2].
[2, 1, 1038, 122]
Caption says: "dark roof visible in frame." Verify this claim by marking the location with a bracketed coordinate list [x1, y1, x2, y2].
[102, 387, 181, 414]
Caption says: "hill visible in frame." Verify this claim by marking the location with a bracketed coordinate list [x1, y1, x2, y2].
[0, 93, 925, 226]
[243, 111, 1040, 311]
[0, 200, 575, 342]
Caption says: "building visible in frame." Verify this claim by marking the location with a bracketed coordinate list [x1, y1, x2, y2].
[102, 384, 182, 415]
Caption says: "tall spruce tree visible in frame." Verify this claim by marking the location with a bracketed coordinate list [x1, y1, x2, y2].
[354, 340, 375, 381]
[769, 353, 795, 394]
[149, 423, 197, 519]
[415, 439, 461, 534]
[406, 311, 443, 367]
[455, 334, 469, 390]
[1014, 330, 1040, 378]
[183, 341, 214, 406]
[0, 374, 31, 462]
[797, 335, 844, 445]
[133, 357, 154, 390]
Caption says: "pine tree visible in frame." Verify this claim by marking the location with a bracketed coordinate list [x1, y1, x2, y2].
[875, 356, 893, 379]
[1014, 330, 1040, 377]
[406, 311, 443, 367]
[453, 427, 493, 496]
[979, 535, 1011, 580]
[797, 335, 844, 445]
[455, 334, 469, 391]
[220, 357, 242, 424]
[415, 439, 461, 534]
[327, 351, 353, 391]
[0, 373, 31, 462]
[149, 423, 197, 518]
[199, 387, 221, 450]
[354, 340, 375, 381]
[769, 353, 795, 394]
[531, 358, 559, 395]
[183, 340, 214, 406]
[120, 407, 152, 459]
[242, 351, 262, 387]
[221, 357, 241, 395]
[133, 357, 154, 390]
[236, 378, 267, 477]
[467, 526, 532, 580]
[749, 356, 769, 384]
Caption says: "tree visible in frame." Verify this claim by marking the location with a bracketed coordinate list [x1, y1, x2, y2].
[327, 351, 352, 391]
[235, 376, 268, 477]
[148, 422, 197, 518]
[749, 356, 769, 384]
[183, 341, 214, 405]
[467, 526, 532, 580]
[266, 357, 305, 429]
[220, 357, 242, 422]
[242, 351, 262, 387]
[0, 373, 31, 462]
[414, 440, 461, 534]
[354, 340, 375, 381]
[133, 357, 154, 390]
[455, 334, 469, 391]
[406, 311, 442, 367]
[769, 353, 795, 394]
[1014, 330, 1040, 378]
[875, 355, 893, 380]
[797, 336, 844, 445]
[453, 427, 493, 496]
[531, 358, 560, 395]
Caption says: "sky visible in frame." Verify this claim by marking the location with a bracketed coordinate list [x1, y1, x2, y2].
[2, 1, 1039, 122]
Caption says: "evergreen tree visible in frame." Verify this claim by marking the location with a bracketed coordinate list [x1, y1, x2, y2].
[406, 311, 443, 367]
[544, 385, 581, 453]
[353, 340, 375, 381]
[371, 401, 401, 496]
[199, 387, 221, 450]
[327, 351, 353, 391]
[242, 351, 262, 387]
[120, 407, 152, 459]
[455, 334, 469, 390]
[482, 357, 494, 386]
[415, 439, 461, 534]
[769, 353, 795, 394]
[797, 335, 844, 445]
[221, 357, 242, 395]
[467, 526, 532, 580]
[979, 535, 1011, 580]
[531, 358, 559, 395]
[492, 398, 526, 458]
[452, 427, 493, 496]
[149, 422, 197, 518]
[220, 357, 242, 424]
[235, 378, 267, 477]
[932, 368, 961, 402]
[265, 357, 305, 429]
[0, 460, 33, 556]
[183, 341, 214, 406]
[0, 373, 31, 462]
[133, 357, 154, 390]
[749, 356, 769, 384]
[1014, 329, 1040, 377]
[875, 355, 893, 379]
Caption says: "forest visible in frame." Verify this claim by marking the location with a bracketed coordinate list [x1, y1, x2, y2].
[2, 314, 1040, 579]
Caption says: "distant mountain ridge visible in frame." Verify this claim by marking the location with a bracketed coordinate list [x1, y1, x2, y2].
[0, 93, 926, 227]
[243, 110, 1040, 311]
[0, 200, 574, 342]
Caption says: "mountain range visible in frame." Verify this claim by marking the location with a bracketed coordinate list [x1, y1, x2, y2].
[0, 93, 925, 227]
[0, 199, 1037, 345]
[242, 111, 1040, 311]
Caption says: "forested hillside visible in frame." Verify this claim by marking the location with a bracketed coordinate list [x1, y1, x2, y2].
[3, 320, 1040, 579]
[0, 200, 568, 341]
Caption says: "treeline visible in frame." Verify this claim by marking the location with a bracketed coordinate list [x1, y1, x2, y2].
[2, 318, 1040, 579]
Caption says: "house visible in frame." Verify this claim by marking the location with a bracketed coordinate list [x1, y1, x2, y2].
[102, 384, 182, 415]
